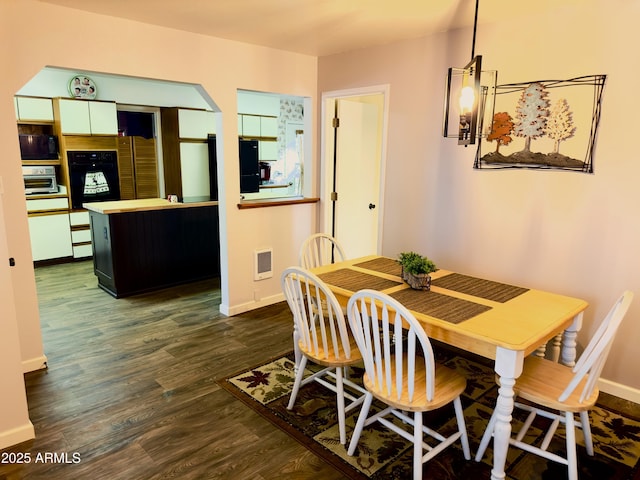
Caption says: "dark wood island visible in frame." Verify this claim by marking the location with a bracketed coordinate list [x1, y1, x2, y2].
[84, 198, 220, 298]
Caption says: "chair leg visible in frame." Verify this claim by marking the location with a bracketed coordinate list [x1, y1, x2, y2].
[453, 396, 471, 460]
[347, 393, 373, 456]
[287, 356, 308, 410]
[335, 367, 346, 444]
[413, 411, 423, 480]
[565, 411, 578, 480]
[475, 409, 498, 462]
[580, 410, 594, 456]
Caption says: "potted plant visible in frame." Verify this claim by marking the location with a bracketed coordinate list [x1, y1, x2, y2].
[397, 251, 437, 290]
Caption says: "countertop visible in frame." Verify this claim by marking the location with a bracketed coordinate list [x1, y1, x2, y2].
[83, 198, 219, 214]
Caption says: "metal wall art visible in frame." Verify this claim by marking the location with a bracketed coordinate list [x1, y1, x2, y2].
[474, 75, 606, 173]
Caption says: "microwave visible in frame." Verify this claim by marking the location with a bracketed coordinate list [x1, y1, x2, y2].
[18, 134, 59, 160]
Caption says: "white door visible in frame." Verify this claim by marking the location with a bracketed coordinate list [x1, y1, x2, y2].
[329, 96, 383, 258]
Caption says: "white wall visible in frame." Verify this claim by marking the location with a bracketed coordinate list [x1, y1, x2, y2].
[0, 0, 318, 448]
[318, 0, 640, 397]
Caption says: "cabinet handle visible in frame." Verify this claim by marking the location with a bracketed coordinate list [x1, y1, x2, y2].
[104, 227, 108, 240]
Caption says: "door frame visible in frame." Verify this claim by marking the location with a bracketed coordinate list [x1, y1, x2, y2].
[320, 84, 390, 254]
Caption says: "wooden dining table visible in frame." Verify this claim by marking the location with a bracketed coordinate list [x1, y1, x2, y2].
[309, 255, 589, 480]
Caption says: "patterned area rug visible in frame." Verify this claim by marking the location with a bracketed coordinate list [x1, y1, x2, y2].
[218, 349, 640, 479]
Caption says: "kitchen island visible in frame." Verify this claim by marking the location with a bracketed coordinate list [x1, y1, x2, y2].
[84, 198, 220, 298]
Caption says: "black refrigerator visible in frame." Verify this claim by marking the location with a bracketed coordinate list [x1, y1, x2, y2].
[239, 139, 260, 193]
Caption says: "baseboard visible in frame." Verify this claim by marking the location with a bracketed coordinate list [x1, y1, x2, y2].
[0, 422, 35, 450]
[221, 292, 285, 316]
[599, 378, 640, 404]
[22, 354, 48, 373]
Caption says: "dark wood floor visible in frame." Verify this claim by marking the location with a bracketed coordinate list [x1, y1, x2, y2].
[0, 261, 345, 480]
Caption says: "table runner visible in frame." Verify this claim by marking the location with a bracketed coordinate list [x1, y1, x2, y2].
[390, 289, 492, 324]
[318, 268, 402, 292]
[431, 273, 528, 303]
[353, 257, 402, 276]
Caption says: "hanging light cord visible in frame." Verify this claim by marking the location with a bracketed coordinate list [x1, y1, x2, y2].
[471, 0, 479, 60]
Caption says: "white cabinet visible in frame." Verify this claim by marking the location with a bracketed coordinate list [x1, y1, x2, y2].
[178, 109, 216, 139]
[238, 114, 278, 138]
[28, 214, 72, 261]
[15, 97, 54, 122]
[26, 197, 69, 212]
[238, 114, 279, 161]
[57, 99, 118, 135]
[259, 141, 278, 161]
[69, 211, 92, 259]
[179, 143, 210, 199]
[260, 116, 278, 137]
[240, 115, 261, 136]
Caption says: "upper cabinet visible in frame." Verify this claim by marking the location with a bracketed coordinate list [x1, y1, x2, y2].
[178, 109, 216, 139]
[55, 99, 118, 135]
[15, 97, 54, 122]
[238, 114, 277, 139]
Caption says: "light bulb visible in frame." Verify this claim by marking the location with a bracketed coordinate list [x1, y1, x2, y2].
[459, 86, 475, 114]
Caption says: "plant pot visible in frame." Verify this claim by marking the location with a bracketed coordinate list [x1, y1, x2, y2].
[401, 267, 432, 291]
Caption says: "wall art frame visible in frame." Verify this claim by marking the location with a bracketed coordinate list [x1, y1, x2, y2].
[474, 74, 606, 173]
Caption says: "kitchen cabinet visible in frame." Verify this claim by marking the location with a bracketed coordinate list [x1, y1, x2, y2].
[161, 107, 216, 200]
[117, 136, 159, 200]
[178, 109, 216, 139]
[55, 99, 118, 135]
[28, 213, 73, 261]
[180, 143, 210, 200]
[238, 114, 278, 161]
[14, 97, 54, 122]
[70, 210, 92, 259]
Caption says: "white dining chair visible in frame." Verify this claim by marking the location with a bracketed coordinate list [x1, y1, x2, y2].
[346, 289, 471, 480]
[281, 266, 367, 445]
[475, 290, 634, 480]
[299, 233, 346, 269]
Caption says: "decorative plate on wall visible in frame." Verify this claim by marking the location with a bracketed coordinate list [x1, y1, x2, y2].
[68, 75, 97, 100]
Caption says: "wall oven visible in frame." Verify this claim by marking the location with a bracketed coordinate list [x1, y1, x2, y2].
[68, 151, 120, 209]
[22, 165, 58, 195]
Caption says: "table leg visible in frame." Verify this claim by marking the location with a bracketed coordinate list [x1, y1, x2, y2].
[561, 312, 583, 367]
[491, 347, 524, 480]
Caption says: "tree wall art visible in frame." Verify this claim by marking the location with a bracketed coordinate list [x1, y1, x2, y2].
[474, 75, 606, 173]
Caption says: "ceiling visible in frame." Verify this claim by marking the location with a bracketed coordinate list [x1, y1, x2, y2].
[38, 0, 584, 57]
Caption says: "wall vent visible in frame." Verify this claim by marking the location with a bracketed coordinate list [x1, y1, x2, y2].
[254, 248, 273, 280]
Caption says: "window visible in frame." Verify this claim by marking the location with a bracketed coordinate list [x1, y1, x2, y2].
[237, 90, 308, 201]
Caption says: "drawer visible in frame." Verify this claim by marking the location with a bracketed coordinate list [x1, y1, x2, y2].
[71, 229, 92, 243]
[69, 211, 90, 226]
[26, 197, 69, 212]
[73, 244, 93, 259]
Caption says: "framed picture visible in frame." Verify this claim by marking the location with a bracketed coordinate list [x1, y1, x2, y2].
[474, 75, 606, 173]
[68, 75, 97, 100]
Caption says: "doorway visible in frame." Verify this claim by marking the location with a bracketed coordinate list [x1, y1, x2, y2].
[321, 85, 388, 258]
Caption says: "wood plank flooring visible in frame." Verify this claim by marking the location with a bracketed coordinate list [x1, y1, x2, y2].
[0, 261, 344, 480]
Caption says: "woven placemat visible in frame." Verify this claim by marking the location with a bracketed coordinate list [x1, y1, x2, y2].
[318, 268, 402, 293]
[353, 257, 402, 276]
[431, 273, 528, 303]
[389, 289, 492, 324]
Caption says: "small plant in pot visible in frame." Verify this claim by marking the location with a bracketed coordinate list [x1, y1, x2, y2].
[397, 251, 437, 291]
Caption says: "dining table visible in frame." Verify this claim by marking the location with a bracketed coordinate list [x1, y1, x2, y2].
[309, 255, 589, 480]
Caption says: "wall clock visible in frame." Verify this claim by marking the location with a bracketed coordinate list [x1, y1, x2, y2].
[68, 75, 97, 100]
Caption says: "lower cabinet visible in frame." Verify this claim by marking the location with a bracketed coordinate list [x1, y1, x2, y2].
[28, 214, 73, 261]
[70, 211, 92, 259]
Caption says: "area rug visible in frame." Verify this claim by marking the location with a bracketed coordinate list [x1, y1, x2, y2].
[218, 349, 640, 479]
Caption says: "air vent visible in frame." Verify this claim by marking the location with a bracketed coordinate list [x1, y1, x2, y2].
[254, 248, 273, 280]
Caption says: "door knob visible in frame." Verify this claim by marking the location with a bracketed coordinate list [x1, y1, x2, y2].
[368, 203, 376, 209]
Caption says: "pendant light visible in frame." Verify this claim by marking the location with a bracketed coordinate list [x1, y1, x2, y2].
[442, 0, 497, 147]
